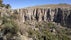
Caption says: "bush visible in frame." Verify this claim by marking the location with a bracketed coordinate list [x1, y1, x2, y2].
[1, 15, 19, 34]
[2, 21, 19, 35]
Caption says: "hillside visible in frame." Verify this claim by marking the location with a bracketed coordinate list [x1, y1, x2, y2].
[23, 4, 71, 9]
[0, 4, 71, 40]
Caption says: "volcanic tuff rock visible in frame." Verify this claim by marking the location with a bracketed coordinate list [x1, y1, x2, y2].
[14, 4, 71, 28]
[0, 4, 71, 28]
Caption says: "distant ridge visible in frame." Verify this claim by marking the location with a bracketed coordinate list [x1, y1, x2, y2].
[23, 4, 71, 9]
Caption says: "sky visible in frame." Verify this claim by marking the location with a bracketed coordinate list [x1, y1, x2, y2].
[3, 0, 71, 9]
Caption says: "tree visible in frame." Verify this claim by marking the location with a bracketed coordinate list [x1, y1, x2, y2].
[0, 0, 3, 7]
[0, 0, 11, 8]
[6, 4, 11, 8]
[0, 0, 2, 4]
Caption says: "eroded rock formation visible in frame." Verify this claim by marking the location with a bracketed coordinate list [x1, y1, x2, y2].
[0, 4, 71, 28]
[13, 4, 71, 28]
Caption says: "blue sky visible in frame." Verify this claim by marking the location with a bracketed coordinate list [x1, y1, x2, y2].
[3, 0, 71, 9]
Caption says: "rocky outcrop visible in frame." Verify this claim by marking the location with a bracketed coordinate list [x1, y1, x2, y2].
[0, 7, 13, 17]
[0, 4, 71, 28]
[13, 4, 71, 28]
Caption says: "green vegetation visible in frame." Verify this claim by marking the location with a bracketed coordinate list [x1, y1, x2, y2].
[0, 0, 11, 8]
[0, 14, 19, 40]
[2, 15, 19, 34]
[28, 22, 71, 40]
[0, 0, 71, 40]
[0, 0, 3, 7]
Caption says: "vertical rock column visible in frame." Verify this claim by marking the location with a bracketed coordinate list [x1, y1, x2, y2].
[27, 9, 31, 21]
[62, 9, 68, 26]
[25, 9, 28, 21]
[35, 9, 39, 21]
[33, 9, 36, 20]
[46, 9, 51, 22]
[31, 9, 34, 20]
[62, 9, 65, 26]
[20, 9, 25, 23]
[28, 9, 34, 21]
[44, 9, 47, 21]
[50, 9, 55, 22]
[53, 8, 58, 22]
[54, 8, 63, 24]
[65, 9, 71, 28]
[42, 9, 45, 21]
[38, 9, 42, 22]
[22, 9, 25, 22]
[49, 8, 52, 21]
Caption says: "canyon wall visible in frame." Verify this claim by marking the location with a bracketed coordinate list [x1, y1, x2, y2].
[0, 4, 71, 28]
[14, 7, 71, 28]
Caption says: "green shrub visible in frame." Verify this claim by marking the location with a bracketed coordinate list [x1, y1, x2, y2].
[2, 21, 19, 35]
[1, 15, 19, 35]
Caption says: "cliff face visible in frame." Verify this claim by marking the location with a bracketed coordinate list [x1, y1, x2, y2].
[0, 4, 71, 28]
[13, 4, 71, 28]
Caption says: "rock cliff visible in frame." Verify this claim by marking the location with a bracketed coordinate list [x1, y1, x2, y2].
[12, 4, 71, 28]
[0, 4, 71, 28]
